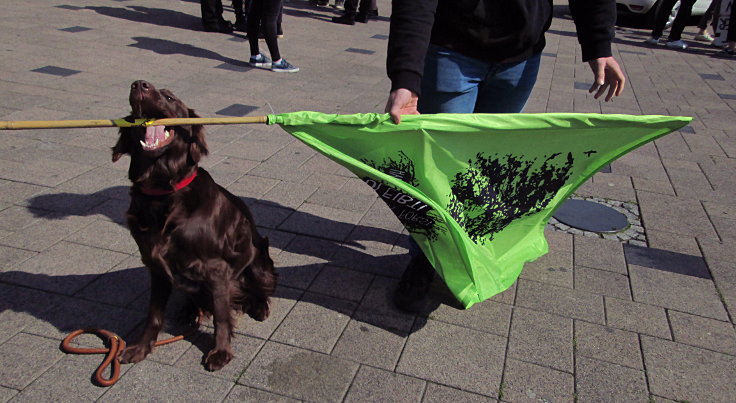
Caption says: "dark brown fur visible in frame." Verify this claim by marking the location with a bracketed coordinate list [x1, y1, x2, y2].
[112, 80, 276, 371]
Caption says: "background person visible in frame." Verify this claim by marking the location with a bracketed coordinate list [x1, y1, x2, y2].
[384, 0, 626, 312]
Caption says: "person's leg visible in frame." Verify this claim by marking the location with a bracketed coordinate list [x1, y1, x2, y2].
[246, 0, 263, 57]
[394, 44, 488, 312]
[474, 53, 541, 114]
[649, 0, 680, 39]
[201, 0, 221, 27]
[259, 0, 282, 61]
[355, 0, 378, 22]
[333, 0, 358, 24]
[667, 0, 697, 41]
[232, 0, 247, 31]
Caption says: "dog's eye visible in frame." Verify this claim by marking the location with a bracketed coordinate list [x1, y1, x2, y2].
[165, 96, 173, 101]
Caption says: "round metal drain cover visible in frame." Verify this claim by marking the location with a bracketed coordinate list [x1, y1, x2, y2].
[553, 199, 628, 233]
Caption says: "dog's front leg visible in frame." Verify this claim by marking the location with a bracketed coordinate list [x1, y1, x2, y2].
[203, 266, 234, 371]
[121, 269, 171, 364]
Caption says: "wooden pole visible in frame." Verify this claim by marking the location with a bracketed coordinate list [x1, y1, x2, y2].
[0, 116, 269, 130]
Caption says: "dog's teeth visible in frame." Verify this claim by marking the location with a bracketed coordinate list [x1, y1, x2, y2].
[164, 130, 170, 139]
[140, 140, 147, 148]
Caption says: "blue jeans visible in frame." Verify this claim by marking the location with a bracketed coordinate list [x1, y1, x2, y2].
[408, 44, 541, 256]
[418, 44, 541, 114]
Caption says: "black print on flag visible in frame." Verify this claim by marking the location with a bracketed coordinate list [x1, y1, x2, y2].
[362, 153, 444, 240]
[447, 152, 575, 243]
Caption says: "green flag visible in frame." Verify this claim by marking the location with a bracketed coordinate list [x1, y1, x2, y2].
[268, 112, 691, 309]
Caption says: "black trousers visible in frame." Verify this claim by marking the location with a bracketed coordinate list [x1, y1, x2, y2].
[248, 0, 282, 60]
[201, 0, 226, 26]
[343, 0, 376, 14]
[651, 0, 697, 41]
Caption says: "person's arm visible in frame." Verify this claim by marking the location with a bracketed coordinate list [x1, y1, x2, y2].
[385, 0, 438, 123]
[569, 0, 625, 101]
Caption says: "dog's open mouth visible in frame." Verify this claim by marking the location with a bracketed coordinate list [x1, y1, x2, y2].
[141, 125, 174, 151]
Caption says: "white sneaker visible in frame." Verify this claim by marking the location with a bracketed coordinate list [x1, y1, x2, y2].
[644, 37, 660, 45]
[666, 40, 688, 50]
[249, 53, 272, 68]
[694, 33, 714, 42]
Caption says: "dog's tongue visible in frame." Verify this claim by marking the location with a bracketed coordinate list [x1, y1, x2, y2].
[145, 125, 166, 145]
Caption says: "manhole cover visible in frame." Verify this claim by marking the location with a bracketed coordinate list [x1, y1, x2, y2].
[553, 199, 628, 233]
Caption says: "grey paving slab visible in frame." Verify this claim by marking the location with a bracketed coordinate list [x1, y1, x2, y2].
[101, 360, 233, 403]
[573, 236, 627, 274]
[234, 285, 303, 340]
[667, 310, 736, 355]
[575, 321, 643, 370]
[575, 357, 649, 403]
[604, 297, 672, 339]
[501, 358, 575, 403]
[515, 279, 605, 324]
[223, 385, 300, 403]
[0, 333, 64, 390]
[642, 336, 736, 403]
[397, 318, 505, 397]
[270, 291, 356, 353]
[507, 307, 573, 373]
[173, 333, 265, 382]
[344, 365, 425, 403]
[574, 266, 632, 300]
[308, 264, 374, 302]
[629, 264, 729, 321]
[422, 383, 497, 402]
[331, 319, 408, 370]
[238, 341, 360, 403]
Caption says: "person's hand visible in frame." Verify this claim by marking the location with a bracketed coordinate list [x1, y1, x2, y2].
[385, 88, 420, 124]
[587, 57, 625, 102]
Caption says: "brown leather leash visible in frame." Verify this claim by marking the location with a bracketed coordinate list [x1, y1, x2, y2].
[60, 320, 200, 387]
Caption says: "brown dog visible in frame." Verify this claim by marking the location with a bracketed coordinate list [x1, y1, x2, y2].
[112, 80, 276, 371]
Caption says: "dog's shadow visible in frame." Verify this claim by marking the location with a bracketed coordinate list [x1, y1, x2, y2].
[1, 187, 459, 355]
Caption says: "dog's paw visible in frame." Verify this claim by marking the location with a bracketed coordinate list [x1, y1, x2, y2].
[204, 348, 233, 371]
[247, 300, 270, 322]
[120, 344, 152, 364]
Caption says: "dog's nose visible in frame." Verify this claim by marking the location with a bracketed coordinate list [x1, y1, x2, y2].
[131, 80, 151, 92]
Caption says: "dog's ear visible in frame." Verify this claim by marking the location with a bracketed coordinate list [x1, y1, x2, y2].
[112, 126, 134, 162]
[187, 108, 208, 164]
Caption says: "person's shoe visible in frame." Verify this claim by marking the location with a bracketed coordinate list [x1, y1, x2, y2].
[332, 12, 355, 25]
[203, 21, 234, 33]
[271, 59, 299, 73]
[717, 48, 736, 57]
[355, 9, 378, 23]
[694, 33, 714, 42]
[644, 36, 660, 45]
[332, 0, 345, 9]
[249, 53, 271, 68]
[666, 39, 688, 50]
[393, 254, 435, 313]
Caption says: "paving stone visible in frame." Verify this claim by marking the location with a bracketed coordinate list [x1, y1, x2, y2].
[271, 291, 356, 353]
[573, 236, 627, 274]
[575, 321, 643, 369]
[507, 307, 573, 372]
[624, 244, 710, 279]
[0, 244, 36, 271]
[0, 333, 64, 389]
[274, 251, 326, 290]
[278, 203, 362, 241]
[519, 246, 573, 288]
[422, 383, 497, 402]
[238, 341, 359, 403]
[101, 360, 233, 402]
[574, 266, 632, 300]
[223, 385, 300, 403]
[421, 295, 512, 338]
[353, 276, 416, 334]
[629, 265, 729, 321]
[330, 244, 408, 278]
[344, 366, 425, 403]
[0, 214, 94, 252]
[641, 336, 736, 402]
[644, 229, 701, 256]
[0, 387, 17, 403]
[331, 319, 408, 370]
[6, 241, 129, 295]
[575, 357, 649, 403]
[396, 318, 505, 397]
[667, 310, 736, 355]
[173, 333, 265, 381]
[502, 358, 574, 403]
[234, 286, 302, 340]
[604, 297, 671, 339]
[308, 265, 374, 302]
[515, 279, 605, 324]
[65, 218, 138, 254]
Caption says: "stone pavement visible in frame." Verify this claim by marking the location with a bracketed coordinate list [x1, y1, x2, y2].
[1, 0, 735, 401]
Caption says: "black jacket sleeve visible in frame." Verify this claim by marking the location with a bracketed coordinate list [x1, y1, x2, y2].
[568, 0, 616, 62]
[386, 0, 437, 96]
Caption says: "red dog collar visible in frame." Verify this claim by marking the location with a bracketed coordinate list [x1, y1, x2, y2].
[139, 171, 197, 196]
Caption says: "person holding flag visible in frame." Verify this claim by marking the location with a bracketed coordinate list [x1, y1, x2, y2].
[384, 0, 626, 312]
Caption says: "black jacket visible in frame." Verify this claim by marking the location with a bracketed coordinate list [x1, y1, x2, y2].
[387, 0, 617, 95]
